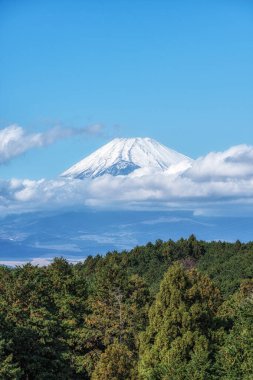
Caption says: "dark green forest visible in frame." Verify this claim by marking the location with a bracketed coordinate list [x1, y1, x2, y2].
[0, 235, 253, 379]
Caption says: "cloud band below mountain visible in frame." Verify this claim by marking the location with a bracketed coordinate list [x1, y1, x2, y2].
[1, 144, 253, 216]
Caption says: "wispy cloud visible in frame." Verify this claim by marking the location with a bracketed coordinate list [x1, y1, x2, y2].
[141, 216, 214, 227]
[84, 123, 105, 136]
[32, 242, 82, 252]
[76, 231, 137, 249]
[0, 124, 105, 164]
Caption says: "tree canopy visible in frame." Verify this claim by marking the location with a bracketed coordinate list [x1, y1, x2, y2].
[0, 236, 252, 379]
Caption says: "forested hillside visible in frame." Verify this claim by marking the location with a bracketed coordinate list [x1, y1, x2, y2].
[0, 235, 252, 379]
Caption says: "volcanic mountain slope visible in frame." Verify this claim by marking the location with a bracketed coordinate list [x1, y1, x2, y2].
[61, 137, 193, 179]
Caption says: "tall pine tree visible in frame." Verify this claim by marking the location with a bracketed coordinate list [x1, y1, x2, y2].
[138, 263, 221, 380]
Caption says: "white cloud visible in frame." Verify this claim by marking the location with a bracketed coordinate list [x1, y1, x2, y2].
[0, 258, 53, 267]
[0, 144, 253, 216]
[184, 144, 253, 181]
[0, 124, 105, 164]
[0, 256, 86, 267]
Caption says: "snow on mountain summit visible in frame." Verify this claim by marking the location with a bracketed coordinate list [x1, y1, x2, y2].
[61, 137, 193, 179]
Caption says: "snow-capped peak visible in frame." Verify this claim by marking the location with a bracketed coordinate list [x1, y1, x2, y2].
[61, 137, 193, 179]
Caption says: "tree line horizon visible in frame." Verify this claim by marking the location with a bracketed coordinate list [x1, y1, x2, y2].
[0, 235, 252, 379]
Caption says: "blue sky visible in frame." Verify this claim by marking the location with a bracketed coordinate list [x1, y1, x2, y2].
[0, 0, 253, 179]
[1, 0, 253, 264]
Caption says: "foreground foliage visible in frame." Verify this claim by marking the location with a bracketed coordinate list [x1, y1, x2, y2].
[0, 236, 252, 379]
[138, 264, 221, 379]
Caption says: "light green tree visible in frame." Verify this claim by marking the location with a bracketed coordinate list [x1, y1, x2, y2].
[91, 341, 135, 380]
[215, 280, 253, 380]
[138, 263, 221, 379]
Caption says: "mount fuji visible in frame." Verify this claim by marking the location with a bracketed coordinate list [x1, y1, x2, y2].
[61, 137, 193, 179]
[2, 138, 253, 264]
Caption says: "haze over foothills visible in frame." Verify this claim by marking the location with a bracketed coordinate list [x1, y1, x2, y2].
[0, 1, 253, 264]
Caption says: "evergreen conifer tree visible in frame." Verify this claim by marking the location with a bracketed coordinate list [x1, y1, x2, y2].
[138, 263, 221, 379]
[215, 280, 253, 379]
[91, 341, 135, 380]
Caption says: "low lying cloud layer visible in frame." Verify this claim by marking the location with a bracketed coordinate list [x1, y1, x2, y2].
[0, 124, 105, 164]
[0, 257, 85, 267]
[1, 144, 253, 216]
